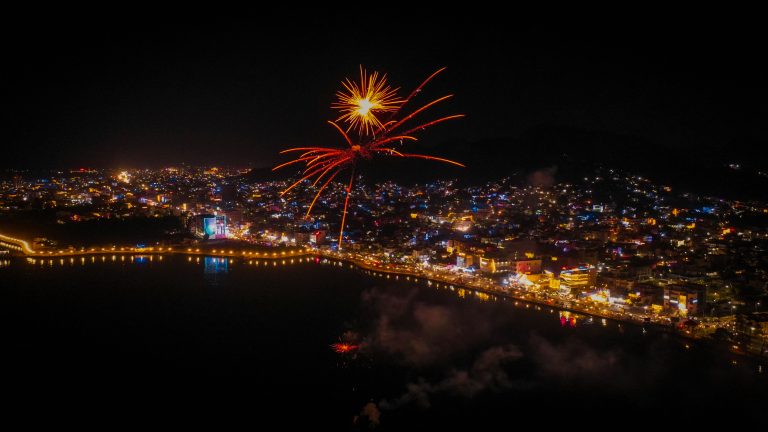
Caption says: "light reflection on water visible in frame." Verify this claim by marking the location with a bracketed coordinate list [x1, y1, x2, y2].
[22, 258, 459, 301]
[204, 256, 229, 274]
[16, 254, 605, 326]
[2, 253, 765, 423]
[13, 254, 622, 336]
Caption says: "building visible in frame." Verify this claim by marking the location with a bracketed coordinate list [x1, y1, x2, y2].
[192, 214, 227, 239]
[310, 230, 326, 245]
[456, 253, 474, 268]
[559, 265, 597, 294]
[663, 283, 706, 316]
[478, 253, 542, 274]
[294, 231, 311, 245]
[630, 283, 663, 307]
[515, 259, 542, 274]
[478, 255, 507, 273]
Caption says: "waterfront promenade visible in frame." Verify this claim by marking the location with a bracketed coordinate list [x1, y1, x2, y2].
[2, 229, 764, 358]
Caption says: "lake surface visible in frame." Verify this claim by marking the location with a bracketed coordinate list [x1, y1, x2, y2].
[0, 255, 764, 427]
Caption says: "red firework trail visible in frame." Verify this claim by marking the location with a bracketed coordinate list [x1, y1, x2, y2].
[274, 67, 465, 249]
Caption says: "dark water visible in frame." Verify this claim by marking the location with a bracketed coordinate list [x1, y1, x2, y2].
[1, 255, 765, 427]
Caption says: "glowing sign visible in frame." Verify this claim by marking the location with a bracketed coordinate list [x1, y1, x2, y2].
[203, 217, 217, 237]
[201, 215, 227, 239]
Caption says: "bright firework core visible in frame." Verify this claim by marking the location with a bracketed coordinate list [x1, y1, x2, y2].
[356, 98, 374, 116]
[333, 68, 402, 135]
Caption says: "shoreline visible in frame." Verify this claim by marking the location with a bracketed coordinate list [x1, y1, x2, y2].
[2, 230, 765, 360]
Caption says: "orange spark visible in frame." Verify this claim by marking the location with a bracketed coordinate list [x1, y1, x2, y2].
[332, 67, 403, 136]
[331, 343, 359, 354]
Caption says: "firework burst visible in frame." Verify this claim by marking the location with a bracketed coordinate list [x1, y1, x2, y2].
[332, 67, 403, 136]
[274, 66, 465, 249]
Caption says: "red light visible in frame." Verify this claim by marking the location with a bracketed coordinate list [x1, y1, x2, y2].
[331, 343, 359, 354]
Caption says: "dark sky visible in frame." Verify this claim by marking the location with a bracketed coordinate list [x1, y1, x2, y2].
[3, 11, 766, 168]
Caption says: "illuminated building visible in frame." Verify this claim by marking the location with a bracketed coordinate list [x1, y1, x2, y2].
[663, 283, 706, 316]
[515, 259, 541, 274]
[456, 253, 474, 268]
[310, 230, 326, 244]
[478, 254, 542, 274]
[559, 265, 597, 294]
[444, 239, 467, 254]
[192, 214, 227, 239]
[478, 256, 500, 273]
[452, 219, 472, 232]
[627, 283, 662, 307]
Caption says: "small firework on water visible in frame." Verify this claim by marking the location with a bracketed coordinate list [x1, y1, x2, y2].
[331, 342, 360, 354]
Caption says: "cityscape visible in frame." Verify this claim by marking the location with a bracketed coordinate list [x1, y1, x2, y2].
[2, 11, 766, 428]
[2, 165, 767, 358]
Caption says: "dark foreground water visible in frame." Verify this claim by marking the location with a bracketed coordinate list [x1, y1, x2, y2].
[0, 255, 765, 428]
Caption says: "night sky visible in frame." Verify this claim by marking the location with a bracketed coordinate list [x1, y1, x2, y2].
[3, 12, 766, 169]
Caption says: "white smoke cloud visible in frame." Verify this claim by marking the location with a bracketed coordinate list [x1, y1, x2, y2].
[360, 288, 495, 365]
[380, 344, 524, 409]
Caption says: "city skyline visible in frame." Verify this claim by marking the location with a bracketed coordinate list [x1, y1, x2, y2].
[2, 164, 767, 362]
